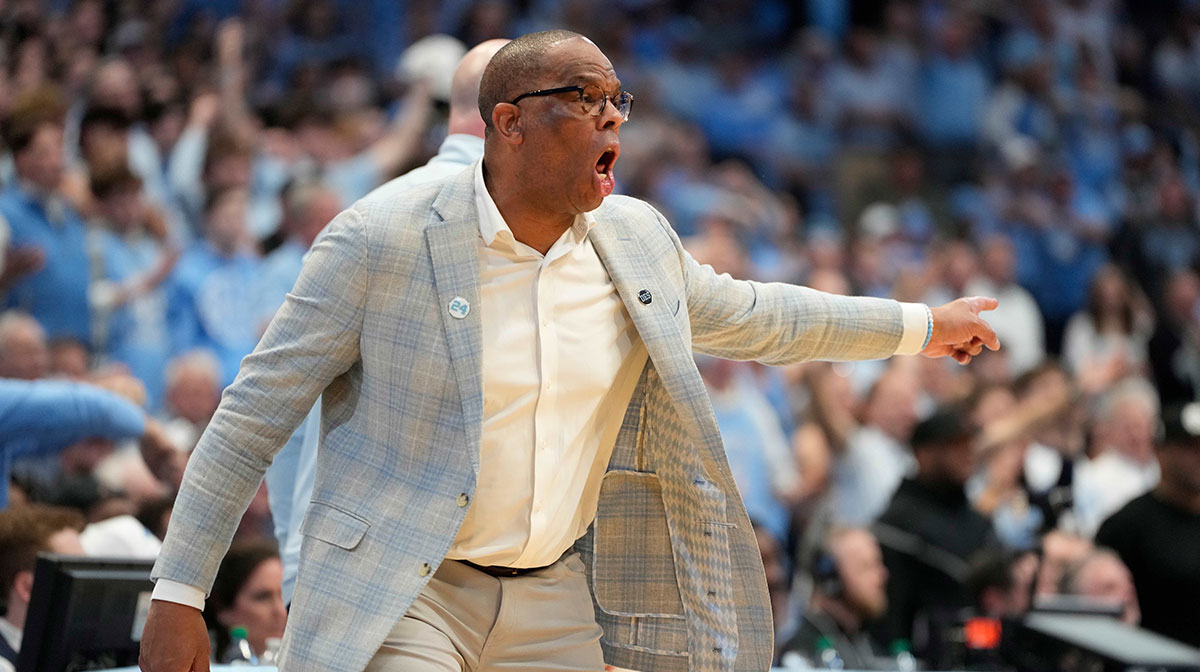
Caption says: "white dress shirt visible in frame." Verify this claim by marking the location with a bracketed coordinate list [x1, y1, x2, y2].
[444, 160, 649, 567]
[152, 159, 933, 607]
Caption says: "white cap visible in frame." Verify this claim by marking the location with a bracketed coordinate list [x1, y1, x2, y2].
[858, 203, 900, 239]
[395, 34, 467, 102]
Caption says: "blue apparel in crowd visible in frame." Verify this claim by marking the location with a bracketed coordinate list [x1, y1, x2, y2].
[0, 379, 146, 508]
[263, 132, 483, 605]
[0, 183, 92, 343]
[92, 229, 173, 412]
[918, 52, 990, 147]
[166, 241, 263, 387]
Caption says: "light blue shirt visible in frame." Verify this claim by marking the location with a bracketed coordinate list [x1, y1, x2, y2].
[264, 133, 483, 605]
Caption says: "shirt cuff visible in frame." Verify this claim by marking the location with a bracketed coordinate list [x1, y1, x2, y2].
[895, 302, 933, 356]
[151, 578, 206, 611]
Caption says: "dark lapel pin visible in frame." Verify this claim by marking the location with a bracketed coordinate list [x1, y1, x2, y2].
[638, 289, 652, 305]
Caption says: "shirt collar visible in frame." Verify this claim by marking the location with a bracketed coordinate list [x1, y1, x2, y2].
[472, 159, 597, 252]
[0, 616, 21, 653]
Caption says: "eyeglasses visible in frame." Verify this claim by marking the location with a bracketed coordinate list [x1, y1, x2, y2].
[510, 84, 634, 121]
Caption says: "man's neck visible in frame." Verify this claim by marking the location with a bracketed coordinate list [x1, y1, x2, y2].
[482, 160, 574, 255]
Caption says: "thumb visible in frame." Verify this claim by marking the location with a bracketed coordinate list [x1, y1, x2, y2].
[964, 296, 999, 314]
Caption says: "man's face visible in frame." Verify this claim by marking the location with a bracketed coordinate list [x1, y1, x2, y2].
[168, 369, 220, 424]
[16, 124, 65, 191]
[1075, 554, 1140, 626]
[835, 530, 889, 620]
[514, 37, 625, 216]
[0, 323, 49, 380]
[1159, 441, 1200, 494]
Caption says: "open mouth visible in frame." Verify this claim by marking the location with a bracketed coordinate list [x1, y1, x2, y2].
[593, 145, 619, 198]
[595, 147, 618, 177]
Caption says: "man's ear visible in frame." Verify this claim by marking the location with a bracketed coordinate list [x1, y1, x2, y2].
[491, 103, 524, 145]
[13, 570, 34, 605]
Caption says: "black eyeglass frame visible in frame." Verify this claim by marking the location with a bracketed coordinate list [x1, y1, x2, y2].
[509, 85, 634, 120]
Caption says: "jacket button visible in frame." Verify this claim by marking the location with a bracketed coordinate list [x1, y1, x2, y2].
[418, 562, 431, 577]
[457, 493, 469, 507]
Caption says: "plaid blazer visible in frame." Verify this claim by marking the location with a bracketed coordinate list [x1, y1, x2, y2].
[152, 164, 906, 672]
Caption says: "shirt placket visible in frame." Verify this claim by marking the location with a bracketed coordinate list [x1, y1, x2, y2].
[520, 253, 560, 565]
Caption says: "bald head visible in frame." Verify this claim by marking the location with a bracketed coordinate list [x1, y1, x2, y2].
[448, 39, 509, 136]
[478, 29, 587, 133]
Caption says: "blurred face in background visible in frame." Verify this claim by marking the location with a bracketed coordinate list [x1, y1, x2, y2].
[0, 318, 49, 380]
[167, 365, 220, 425]
[92, 59, 141, 118]
[981, 235, 1016, 286]
[864, 371, 919, 442]
[217, 557, 287, 657]
[205, 188, 249, 254]
[100, 187, 147, 234]
[1158, 439, 1200, 497]
[1071, 553, 1140, 625]
[15, 123, 66, 192]
[832, 529, 889, 620]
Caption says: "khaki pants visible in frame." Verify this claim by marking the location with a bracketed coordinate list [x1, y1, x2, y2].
[365, 553, 613, 672]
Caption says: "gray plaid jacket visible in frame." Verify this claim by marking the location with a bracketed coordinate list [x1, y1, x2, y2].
[152, 164, 906, 672]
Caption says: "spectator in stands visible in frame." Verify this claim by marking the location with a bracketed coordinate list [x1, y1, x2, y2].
[0, 504, 86, 671]
[1062, 265, 1152, 393]
[0, 87, 92, 344]
[1097, 402, 1200, 647]
[0, 375, 176, 509]
[966, 549, 1037, 619]
[252, 180, 341, 333]
[966, 234, 1047, 377]
[166, 186, 261, 386]
[874, 407, 998, 659]
[1059, 548, 1141, 625]
[780, 527, 889, 669]
[160, 349, 222, 454]
[204, 540, 287, 662]
[0, 311, 48, 381]
[88, 163, 177, 409]
[47, 338, 89, 380]
[1074, 378, 1160, 537]
[1149, 269, 1200, 407]
[831, 364, 919, 526]
[699, 355, 800, 544]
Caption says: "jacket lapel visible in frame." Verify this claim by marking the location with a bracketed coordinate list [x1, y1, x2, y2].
[590, 217, 722, 451]
[427, 170, 484, 473]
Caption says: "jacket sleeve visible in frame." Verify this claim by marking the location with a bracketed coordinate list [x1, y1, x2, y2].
[649, 205, 906, 364]
[152, 205, 369, 594]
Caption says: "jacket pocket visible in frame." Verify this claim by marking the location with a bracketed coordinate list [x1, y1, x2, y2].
[592, 470, 685, 617]
[300, 500, 371, 550]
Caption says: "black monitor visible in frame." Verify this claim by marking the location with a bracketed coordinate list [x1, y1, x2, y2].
[16, 554, 155, 672]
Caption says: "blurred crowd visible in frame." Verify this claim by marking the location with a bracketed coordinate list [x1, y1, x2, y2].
[2, 0, 1200, 668]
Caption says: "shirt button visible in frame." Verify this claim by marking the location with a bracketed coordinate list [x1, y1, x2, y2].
[418, 562, 431, 577]
[457, 493, 469, 507]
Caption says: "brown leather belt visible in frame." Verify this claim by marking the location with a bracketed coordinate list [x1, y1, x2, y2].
[458, 559, 554, 577]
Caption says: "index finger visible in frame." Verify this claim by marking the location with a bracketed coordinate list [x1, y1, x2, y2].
[965, 296, 999, 313]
